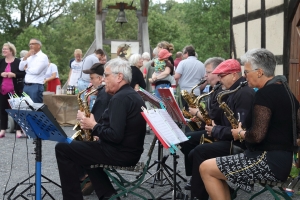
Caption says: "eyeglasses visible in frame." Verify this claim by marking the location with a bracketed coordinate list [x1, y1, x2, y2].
[218, 73, 230, 78]
[244, 69, 258, 77]
[103, 72, 118, 78]
[28, 43, 38, 46]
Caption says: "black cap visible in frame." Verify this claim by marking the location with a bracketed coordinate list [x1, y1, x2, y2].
[82, 63, 104, 76]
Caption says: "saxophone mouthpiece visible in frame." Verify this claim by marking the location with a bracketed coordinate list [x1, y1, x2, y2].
[213, 83, 222, 91]
[199, 79, 207, 85]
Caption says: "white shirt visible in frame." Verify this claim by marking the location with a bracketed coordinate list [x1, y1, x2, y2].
[175, 56, 205, 96]
[19, 50, 48, 84]
[69, 60, 83, 86]
[45, 63, 59, 78]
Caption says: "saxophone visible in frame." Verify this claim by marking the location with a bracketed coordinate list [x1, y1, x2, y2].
[217, 81, 248, 129]
[72, 85, 93, 141]
[181, 79, 207, 130]
[194, 83, 222, 144]
[194, 83, 222, 126]
[80, 86, 102, 141]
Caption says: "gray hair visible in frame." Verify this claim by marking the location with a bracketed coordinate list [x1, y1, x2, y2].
[240, 48, 276, 77]
[30, 38, 42, 46]
[142, 52, 151, 60]
[153, 47, 159, 58]
[20, 50, 28, 58]
[104, 58, 132, 83]
[204, 57, 225, 69]
[128, 53, 142, 66]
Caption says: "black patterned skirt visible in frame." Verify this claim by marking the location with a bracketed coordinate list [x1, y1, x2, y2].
[216, 151, 280, 192]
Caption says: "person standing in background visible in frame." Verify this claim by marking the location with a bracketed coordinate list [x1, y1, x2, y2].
[0, 42, 26, 138]
[44, 58, 61, 93]
[68, 49, 83, 87]
[19, 50, 28, 59]
[19, 38, 48, 103]
[174, 45, 206, 110]
[174, 51, 182, 70]
[140, 52, 151, 80]
[128, 54, 146, 90]
[77, 49, 105, 98]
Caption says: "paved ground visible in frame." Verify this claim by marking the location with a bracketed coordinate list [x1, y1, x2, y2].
[1, 127, 300, 200]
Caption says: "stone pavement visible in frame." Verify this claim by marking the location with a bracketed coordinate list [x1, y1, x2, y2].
[0, 127, 300, 199]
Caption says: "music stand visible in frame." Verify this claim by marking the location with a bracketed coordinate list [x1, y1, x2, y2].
[4, 104, 70, 200]
[138, 88, 188, 200]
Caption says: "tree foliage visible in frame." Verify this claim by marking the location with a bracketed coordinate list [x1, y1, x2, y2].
[0, 0, 69, 40]
[0, 0, 231, 85]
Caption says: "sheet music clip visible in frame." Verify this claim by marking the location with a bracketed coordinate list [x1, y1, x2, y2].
[169, 144, 179, 154]
[159, 102, 166, 110]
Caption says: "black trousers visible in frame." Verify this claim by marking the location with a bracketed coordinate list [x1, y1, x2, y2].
[180, 130, 207, 176]
[189, 141, 232, 200]
[55, 141, 124, 200]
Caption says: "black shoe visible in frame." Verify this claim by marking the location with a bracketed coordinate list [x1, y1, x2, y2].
[184, 177, 192, 190]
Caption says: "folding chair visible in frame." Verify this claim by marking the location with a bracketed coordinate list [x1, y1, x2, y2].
[231, 180, 292, 200]
[88, 136, 157, 200]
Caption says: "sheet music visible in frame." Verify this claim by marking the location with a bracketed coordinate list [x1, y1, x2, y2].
[158, 88, 186, 124]
[157, 109, 188, 143]
[144, 110, 179, 146]
[142, 109, 188, 147]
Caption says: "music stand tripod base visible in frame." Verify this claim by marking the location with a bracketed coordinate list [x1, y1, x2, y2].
[4, 108, 68, 200]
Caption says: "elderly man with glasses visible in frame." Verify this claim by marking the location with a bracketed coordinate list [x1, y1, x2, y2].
[19, 38, 48, 103]
[188, 59, 255, 200]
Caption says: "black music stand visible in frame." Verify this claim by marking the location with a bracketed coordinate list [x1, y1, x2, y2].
[4, 105, 70, 200]
[138, 88, 188, 200]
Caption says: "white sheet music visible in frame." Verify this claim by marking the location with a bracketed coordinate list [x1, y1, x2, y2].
[143, 109, 188, 147]
[157, 109, 188, 143]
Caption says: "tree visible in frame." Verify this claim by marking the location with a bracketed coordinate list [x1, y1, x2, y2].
[184, 0, 231, 61]
[0, 0, 69, 40]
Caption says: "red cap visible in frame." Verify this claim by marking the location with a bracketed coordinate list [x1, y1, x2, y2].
[212, 59, 241, 74]
[158, 49, 172, 60]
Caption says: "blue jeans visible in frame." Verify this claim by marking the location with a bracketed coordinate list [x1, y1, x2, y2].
[77, 78, 90, 100]
[23, 84, 44, 103]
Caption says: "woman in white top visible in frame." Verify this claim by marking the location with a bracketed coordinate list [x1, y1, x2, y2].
[68, 49, 83, 86]
[44, 59, 61, 93]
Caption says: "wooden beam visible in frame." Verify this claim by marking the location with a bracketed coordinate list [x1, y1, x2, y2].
[107, 2, 137, 10]
[141, 0, 149, 17]
[96, 0, 102, 14]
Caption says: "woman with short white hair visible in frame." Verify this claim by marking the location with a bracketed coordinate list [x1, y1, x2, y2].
[128, 54, 146, 90]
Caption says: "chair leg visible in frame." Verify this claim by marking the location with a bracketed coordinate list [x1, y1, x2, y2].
[250, 185, 292, 200]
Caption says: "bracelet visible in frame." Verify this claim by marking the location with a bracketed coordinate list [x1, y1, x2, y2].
[237, 130, 244, 142]
[195, 111, 199, 117]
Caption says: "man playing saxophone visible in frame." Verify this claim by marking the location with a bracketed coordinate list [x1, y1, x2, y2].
[188, 59, 255, 200]
[180, 57, 224, 190]
[76, 63, 112, 195]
